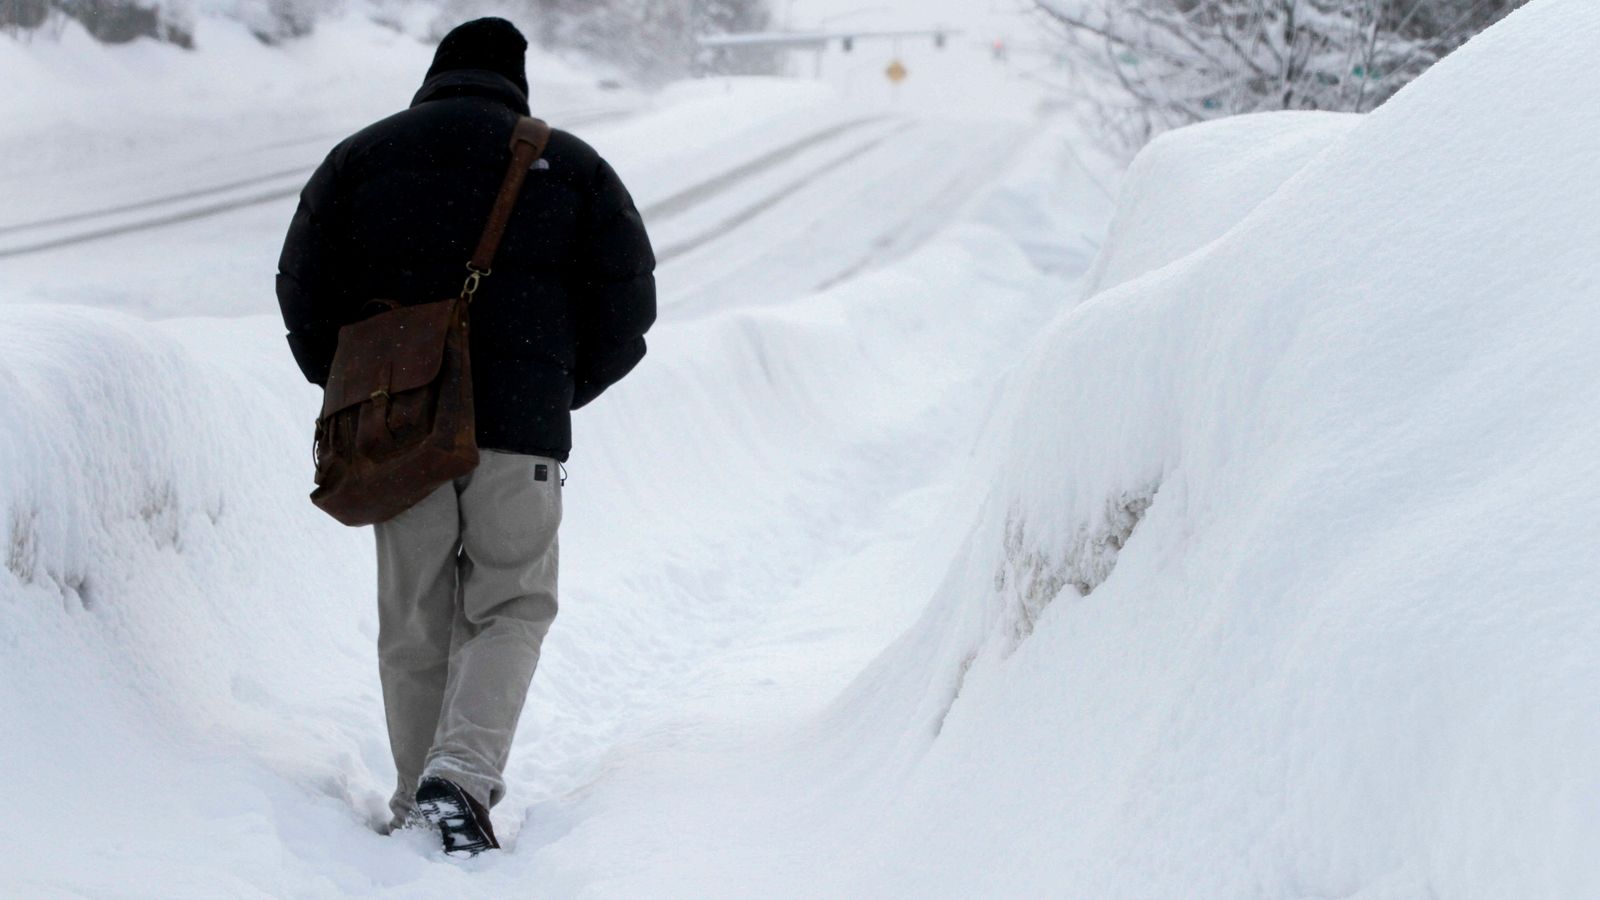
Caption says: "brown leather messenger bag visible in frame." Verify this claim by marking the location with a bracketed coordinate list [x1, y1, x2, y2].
[309, 116, 552, 527]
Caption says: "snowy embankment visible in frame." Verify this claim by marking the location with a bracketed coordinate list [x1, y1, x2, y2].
[1080, 109, 1359, 296]
[782, 0, 1599, 895]
[0, 310, 378, 893]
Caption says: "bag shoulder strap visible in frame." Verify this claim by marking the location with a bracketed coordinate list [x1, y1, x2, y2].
[464, 116, 551, 293]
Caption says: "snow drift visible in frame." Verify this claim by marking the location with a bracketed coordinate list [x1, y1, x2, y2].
[1080, 109, 1360, 297]
[806, 0, 1600, 895]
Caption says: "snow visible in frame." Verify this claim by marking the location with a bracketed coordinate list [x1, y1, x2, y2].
[770, 0, 1600, 895]
[1081, 109, 1360, 296]
[0, 14, 608, 190]
[5, 0, 1599, 895]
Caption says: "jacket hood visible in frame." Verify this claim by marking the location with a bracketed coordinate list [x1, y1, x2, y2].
[411, 70, 531, 116]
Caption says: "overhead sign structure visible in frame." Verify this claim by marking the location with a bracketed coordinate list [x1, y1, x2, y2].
[696, 28, 960, 52]
[697, 27, 958, 79]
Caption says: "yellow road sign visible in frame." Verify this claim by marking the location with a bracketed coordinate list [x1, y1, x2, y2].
[886, 59, 908, 83]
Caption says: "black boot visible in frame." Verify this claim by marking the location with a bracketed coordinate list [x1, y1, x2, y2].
[415, 776, 500, 857]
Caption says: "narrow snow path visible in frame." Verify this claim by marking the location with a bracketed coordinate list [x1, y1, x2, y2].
[475, 126, 1113, 896]
[482, 115, 1075, 837]
[1, 48, 1113, 892]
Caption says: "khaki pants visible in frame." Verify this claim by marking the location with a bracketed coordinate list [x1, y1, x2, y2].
[374, 449, 561, 823]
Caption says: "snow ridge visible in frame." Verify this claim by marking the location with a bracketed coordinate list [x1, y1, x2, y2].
[807, 2, 1600, 896]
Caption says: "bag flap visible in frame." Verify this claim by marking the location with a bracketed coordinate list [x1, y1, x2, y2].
[321, 299, 457, 418]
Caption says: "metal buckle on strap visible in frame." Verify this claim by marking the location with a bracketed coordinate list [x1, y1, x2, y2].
[462, 263, 491, 302]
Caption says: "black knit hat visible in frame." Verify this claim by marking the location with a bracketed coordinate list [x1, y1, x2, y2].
[426, 17, 529, 97]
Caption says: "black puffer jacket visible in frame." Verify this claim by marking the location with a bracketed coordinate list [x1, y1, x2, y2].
[276, 70, 655, 461]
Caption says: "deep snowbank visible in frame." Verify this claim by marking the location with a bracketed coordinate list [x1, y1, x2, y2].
[808, 0, 1600, 895]
[0, 307, 387, 892]
[1080, 110, 1360, 297]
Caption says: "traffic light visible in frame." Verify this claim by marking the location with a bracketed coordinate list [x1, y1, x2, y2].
[842, 35, 854, 52]
[934, 31, 946, 49]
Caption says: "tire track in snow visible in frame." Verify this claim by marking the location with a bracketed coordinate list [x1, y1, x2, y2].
[0, 166, 313, 238]
[638, 115, 891, 222]
[0, 109, 643, 241]
[0, 184, 312, 260]
[651, 120, 917, 264]
[662, 120, 1026, 317]
[0, 106, 634, 237]
[812, 124, 1034, 293]
[0, 112, 886, 263]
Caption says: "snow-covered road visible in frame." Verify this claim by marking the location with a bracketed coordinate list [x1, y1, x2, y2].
[0, 104, 1024, 326]
[0, 105, 631, 261]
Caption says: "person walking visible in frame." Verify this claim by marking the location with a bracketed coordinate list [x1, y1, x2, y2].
[275, 16, 655, 856]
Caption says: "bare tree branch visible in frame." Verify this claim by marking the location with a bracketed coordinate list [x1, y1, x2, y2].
[1032, 0, 1527, 155]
